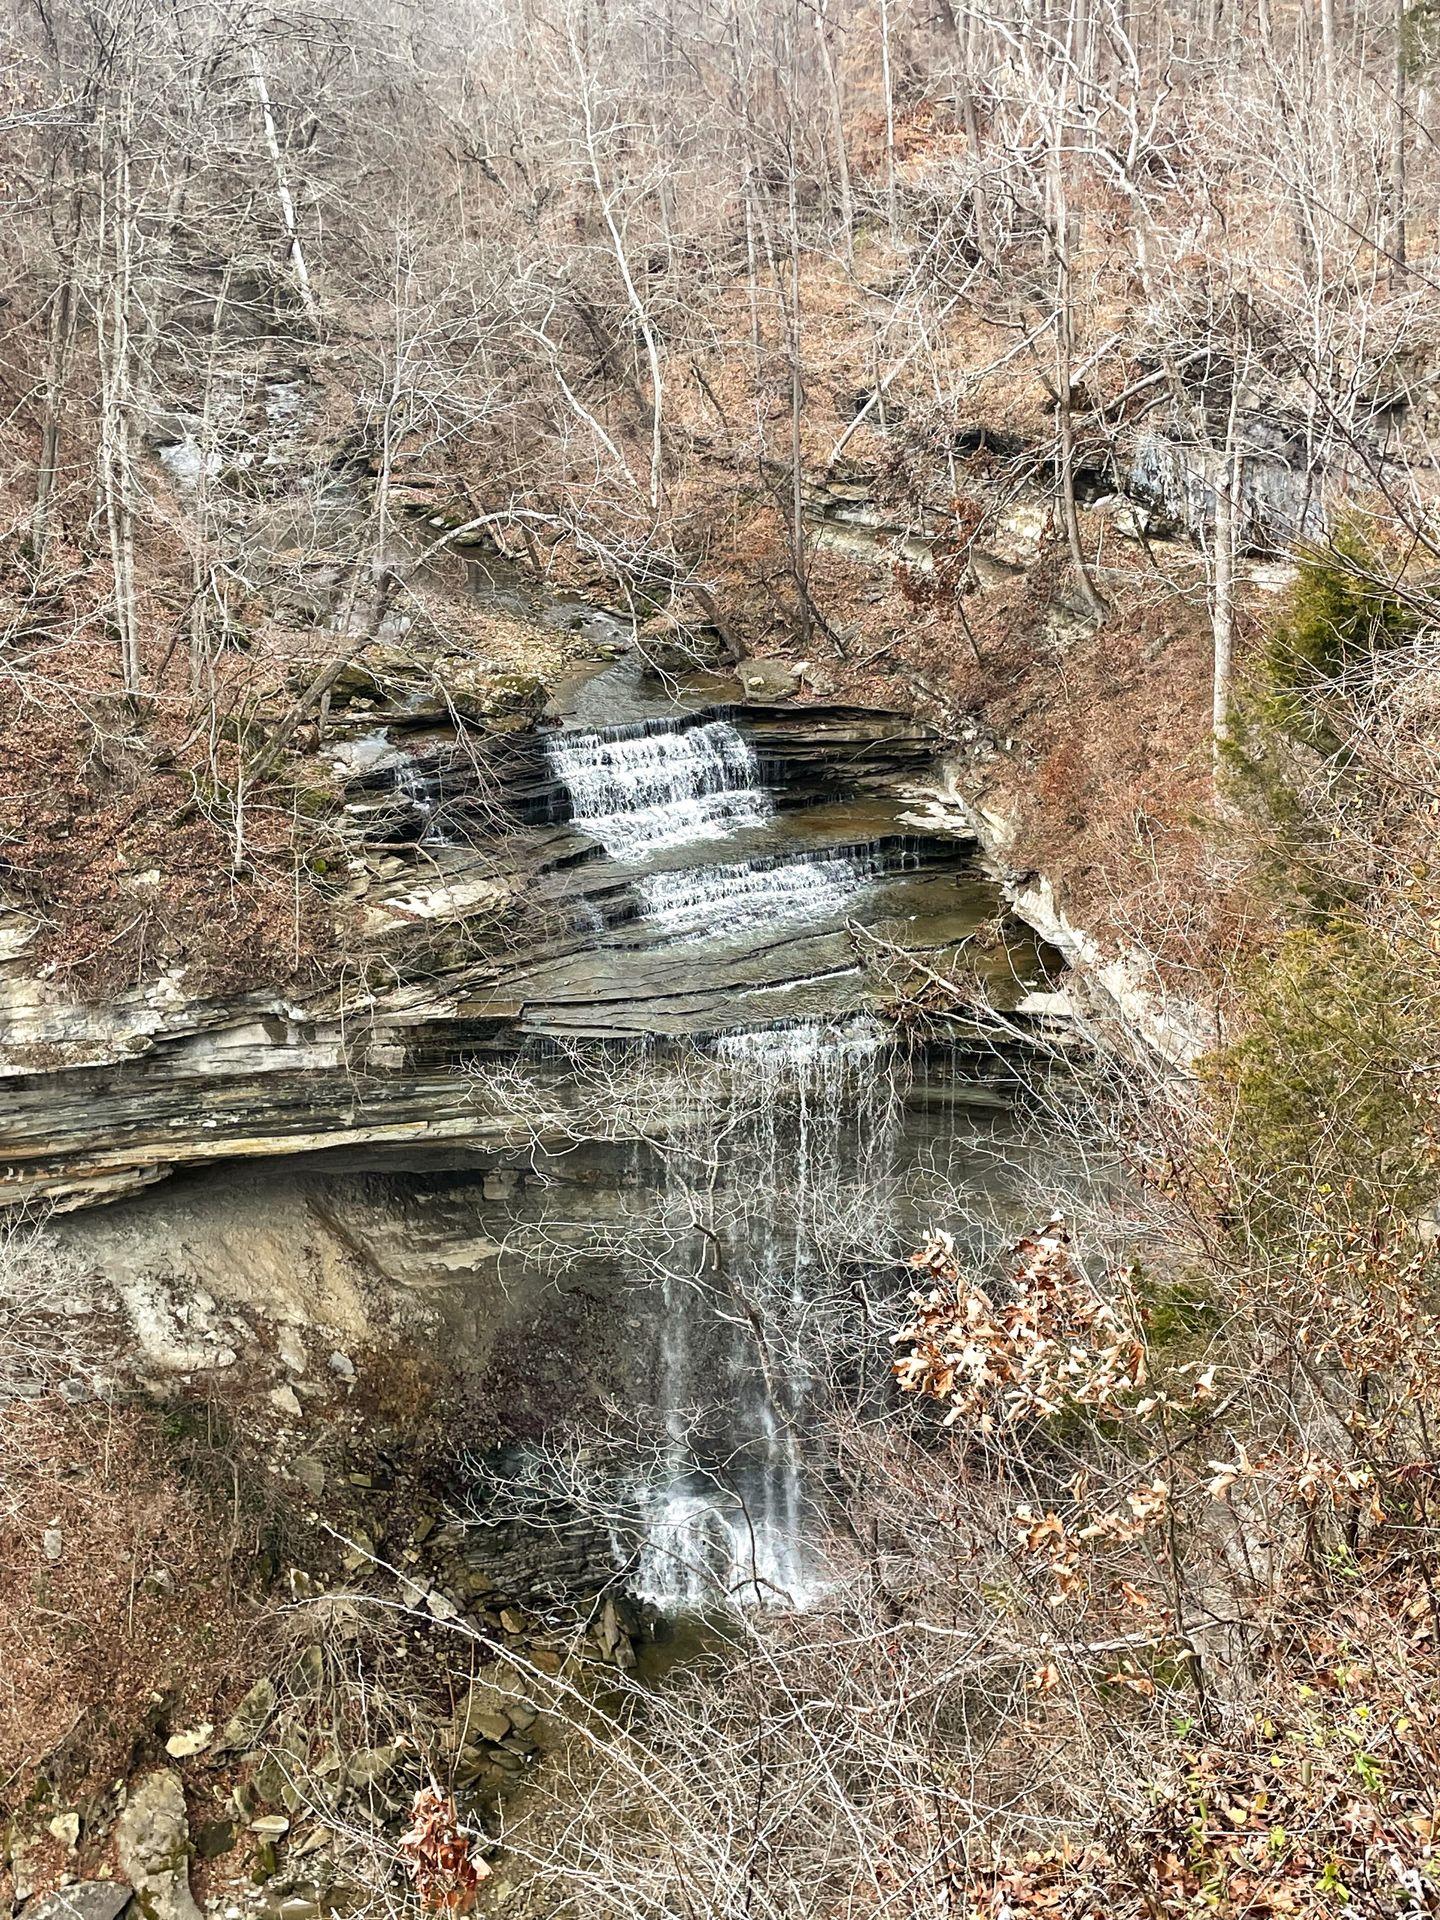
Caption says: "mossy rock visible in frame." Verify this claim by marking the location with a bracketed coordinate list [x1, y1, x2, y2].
[443, 666, 547, 723]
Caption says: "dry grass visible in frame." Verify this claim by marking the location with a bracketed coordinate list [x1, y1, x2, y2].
[0, 1393, 264, 1802]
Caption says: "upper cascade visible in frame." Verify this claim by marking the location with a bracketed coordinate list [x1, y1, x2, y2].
[547, 717, 772, 860]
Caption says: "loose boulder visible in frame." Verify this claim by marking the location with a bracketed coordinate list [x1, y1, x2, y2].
[21, 1887, 133, 1920]
[115, 1770, 202, 1920]
[217, 1675, 278, 1754]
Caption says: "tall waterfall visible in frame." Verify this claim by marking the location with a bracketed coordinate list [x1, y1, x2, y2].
[548, 717, 772, 860]
[529, 702, 944, 1607]
[629, 1018, 906, 1611]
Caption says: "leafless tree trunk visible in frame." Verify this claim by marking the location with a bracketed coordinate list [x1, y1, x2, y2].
[571, 21, 665, 516]
[813, 0, 856, 270]
[1211, 417, 1241, 776]
[1388, 0, 1407, 282]
[32, 183, 84, 573]
[1048, 130, 1107, 620]
[878, 0, 899, 241]
[249, 43, 321, 331]
[95, 96, 142, 697]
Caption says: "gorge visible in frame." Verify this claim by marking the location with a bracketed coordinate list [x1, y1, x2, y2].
[11, 0, 1437, 1902]
[4, 572, 1067, 1620]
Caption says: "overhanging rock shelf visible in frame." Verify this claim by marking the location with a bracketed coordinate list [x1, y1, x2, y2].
[0, 691, 1063, 1210]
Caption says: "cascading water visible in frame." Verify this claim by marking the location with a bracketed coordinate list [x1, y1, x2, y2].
[628, 1018, 906, 1612]
[539, 704, 914, 1606]
[548, 716, 772, 860]
[395, 756, 443, 841]
[636, 848, 877, 936]
[512, 692, 1034, 1612]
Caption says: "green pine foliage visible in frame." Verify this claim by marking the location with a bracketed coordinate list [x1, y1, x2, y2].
[1252, 520, 1412, 740]
[1205, 517, 1435, 1251]
[1219, 518, 1413, 914]
[1204, 921, 1437, 1240]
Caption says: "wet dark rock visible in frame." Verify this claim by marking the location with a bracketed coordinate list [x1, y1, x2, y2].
[193, 1820, 239, 1861]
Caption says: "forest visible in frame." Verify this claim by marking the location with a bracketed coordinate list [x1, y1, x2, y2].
[2, 0, 1440, 1914]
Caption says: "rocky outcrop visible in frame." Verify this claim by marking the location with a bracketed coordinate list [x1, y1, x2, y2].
[20, 1887, 133, 1920]
[1, 693, 1049, 1211]
[901, 772, 1215, 1065]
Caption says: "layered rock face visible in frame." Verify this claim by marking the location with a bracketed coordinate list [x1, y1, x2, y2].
[9, 645, 1065, 1613]
[0, 661, 1057, 1212]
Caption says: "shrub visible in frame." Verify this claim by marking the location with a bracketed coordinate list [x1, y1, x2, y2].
[1202, 921, 1439, 1240]
[1251, 520, 1412, 741]
[1220, 517, 1416, 917]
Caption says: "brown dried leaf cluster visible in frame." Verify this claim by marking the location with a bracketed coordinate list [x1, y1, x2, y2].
[892, 1216, 1144, 1431]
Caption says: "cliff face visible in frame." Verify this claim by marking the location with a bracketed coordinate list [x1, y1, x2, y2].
[12, 626, 1063, 1635]
[5, 434, 1252, 1215]
[1, 661, 1059, 1211]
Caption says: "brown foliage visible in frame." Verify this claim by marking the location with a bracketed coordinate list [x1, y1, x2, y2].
[0, 647, 338, 998]
[893, 1217, 1144, 1431]
[399, 1790, 489, 1912]
[0, 1395, 253, 1800]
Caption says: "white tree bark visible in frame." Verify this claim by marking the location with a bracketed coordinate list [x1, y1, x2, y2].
[249, 43, 321, 331]
[571, 29, 665, 515]
[1211, 411, 1243, 778]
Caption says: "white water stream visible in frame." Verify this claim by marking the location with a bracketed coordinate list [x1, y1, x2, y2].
[524, 712, 993, 1611]
[637, 848, 876, 935]
[547, 717, 772, 860]
[541, 713, 913, 1609]
[625, 1017, 905, 1612]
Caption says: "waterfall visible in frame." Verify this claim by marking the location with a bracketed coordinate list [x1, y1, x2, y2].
[500, 707, 978, 1610]
[714, 1018, 903, 1247]
[628, 1017, 906, 1612]
[636, 848, 875, 936]
[548, 717, 772, 860]
[395, 756, 443, 841]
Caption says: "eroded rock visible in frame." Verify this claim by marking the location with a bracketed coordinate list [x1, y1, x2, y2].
[21, 1884, 133, 1920]
[218, 1676, 278, 1754]
[115, 1770, 202, 1920]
